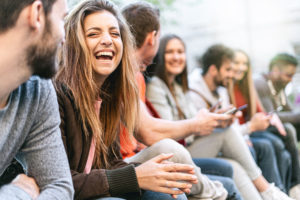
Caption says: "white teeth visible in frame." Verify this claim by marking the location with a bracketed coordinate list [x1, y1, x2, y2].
[96, 51, 113, 57]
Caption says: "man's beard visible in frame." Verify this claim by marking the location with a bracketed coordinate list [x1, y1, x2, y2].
[214, 76, 225, 87]
[26, 21, 59, 79]
[273, 79, 287, 91]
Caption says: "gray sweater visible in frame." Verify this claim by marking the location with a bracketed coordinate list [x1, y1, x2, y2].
[0, 77, 74, 199]
[254, 74, 300, 124]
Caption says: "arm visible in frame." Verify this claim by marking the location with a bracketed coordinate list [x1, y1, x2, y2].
[135, 101, 230, 146]
[15, 81, 74, 200]
[277, 96, 300, 123]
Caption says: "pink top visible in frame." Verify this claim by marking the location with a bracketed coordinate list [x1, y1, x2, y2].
[84, 99, 102, 174]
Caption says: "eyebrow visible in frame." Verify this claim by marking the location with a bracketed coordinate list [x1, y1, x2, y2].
[85, 26, 119, 32]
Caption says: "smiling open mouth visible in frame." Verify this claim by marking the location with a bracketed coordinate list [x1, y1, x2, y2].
[95, 51, 114, 60]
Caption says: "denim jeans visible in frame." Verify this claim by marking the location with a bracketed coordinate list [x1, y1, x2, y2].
[269, 123, 300, 189]
[251, 130, 293, 191]
[193, 158, 243, 200]
[141, 190, 187, 200]
[248, 137, 285, 192]
[207, 174, 243, 200]
[192, 158, 233, 177]
[96, 191, 187, 200]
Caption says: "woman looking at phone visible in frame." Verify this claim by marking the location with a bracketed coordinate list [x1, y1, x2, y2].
[230, 49, 300, 198]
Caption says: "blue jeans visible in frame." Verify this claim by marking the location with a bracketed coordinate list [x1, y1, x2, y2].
[142, 190, 187, 200]
[97, 191, 187, 200]
[192, 158, 243, 200]
[249, 137, 285, 192]
[251, 130, 292, 191]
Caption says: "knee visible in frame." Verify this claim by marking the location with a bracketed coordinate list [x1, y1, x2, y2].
[282, 150, 292, 165]
[256, 139, 274, 154]
[152, 139, 191, 160]
[270, 136, 285, 150]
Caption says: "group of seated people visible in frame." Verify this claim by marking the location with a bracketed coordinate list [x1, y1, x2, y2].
[0, 0, 300, 200]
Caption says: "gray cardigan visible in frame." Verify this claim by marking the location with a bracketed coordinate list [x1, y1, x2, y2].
[146, 76, 197, 121]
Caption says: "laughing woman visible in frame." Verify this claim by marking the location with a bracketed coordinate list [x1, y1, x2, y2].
[54, 0, 197, 199]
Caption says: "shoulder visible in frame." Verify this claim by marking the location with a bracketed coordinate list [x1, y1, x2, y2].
[15, 76, 56, 110]
[147, 76, 168, 91]
[21, 76, 54, 96]
[253, 74, 269, 93]
[148, 76, 165, 86]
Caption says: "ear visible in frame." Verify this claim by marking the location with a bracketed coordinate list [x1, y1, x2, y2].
[208, 65, 218, 75]
[28, 1, 45, 31]
[145, 30, 157, 46]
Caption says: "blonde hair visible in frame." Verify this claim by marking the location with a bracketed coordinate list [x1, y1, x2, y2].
[229, 50, 265, 118]
[56, 0, 139, 168]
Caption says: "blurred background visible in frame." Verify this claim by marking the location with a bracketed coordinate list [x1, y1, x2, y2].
[68, 0, 300, 107]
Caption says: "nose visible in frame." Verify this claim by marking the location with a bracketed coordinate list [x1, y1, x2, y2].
[100, 32, 112, 46]
[172, 52, 180, 60]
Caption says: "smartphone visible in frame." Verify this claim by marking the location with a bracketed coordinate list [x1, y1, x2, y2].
[224, 104, 248, 115]
[224, 107, 237, 114]
[235, 104, 248, 113]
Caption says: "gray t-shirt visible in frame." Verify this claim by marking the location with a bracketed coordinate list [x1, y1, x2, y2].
[0, 76, 73, 199]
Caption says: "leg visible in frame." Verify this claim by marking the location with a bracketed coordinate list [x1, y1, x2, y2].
[283, 123, 300, 188]
[250, 137, 285, 192]
[142, 190, 187, 200]
[207, 174, 243, 200]
[203, 127, 291, 199]
[192, 158, 233, 178]
[251, 130, 292, 191]
[126, 139, 227, 199]
[224, 159, 262, 200]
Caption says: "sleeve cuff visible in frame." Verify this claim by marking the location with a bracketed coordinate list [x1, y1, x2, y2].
[106, 164, 140, 197]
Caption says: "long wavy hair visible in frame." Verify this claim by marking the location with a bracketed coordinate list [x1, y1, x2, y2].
[229, 50, 265, 118]
[55, 0, 139, 168]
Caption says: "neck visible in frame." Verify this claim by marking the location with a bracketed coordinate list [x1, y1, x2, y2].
[203, 73, 216, 92]
[167, 73, 176, 86]
[268, 74, 283, 92]
[0, 30, 32, 101]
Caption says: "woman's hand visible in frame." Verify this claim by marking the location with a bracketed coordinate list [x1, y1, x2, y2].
[135, 153, 198, 198]
[249, 112, 271, 132]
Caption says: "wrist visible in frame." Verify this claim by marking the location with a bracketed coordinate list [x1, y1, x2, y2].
[247, 121, 254, 134]
[187, 118, 198, 135]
